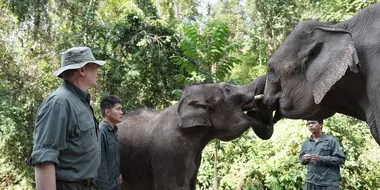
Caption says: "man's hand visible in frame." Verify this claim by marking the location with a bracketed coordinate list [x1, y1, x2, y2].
[118, 174, 123, 184]
[303, 154, 311, 161]
[310, 154, 321, 161]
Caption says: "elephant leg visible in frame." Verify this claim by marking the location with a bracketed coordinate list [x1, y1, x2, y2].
[189, 153, 202, 190]
[366, 70, 380, 145]
[151, 156, 195, 190]
[367, 110, 380, 145]
[190, 178, 196, 190]
[153, 172, 191, 190]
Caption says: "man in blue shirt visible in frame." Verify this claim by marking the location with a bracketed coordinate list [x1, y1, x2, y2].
[300, 119, 345, 190]
[96, 95, 124, 190]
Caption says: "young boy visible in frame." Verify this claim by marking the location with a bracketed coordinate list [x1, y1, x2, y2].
[300, 120, 345, 190]
[96, 95, 124, 190]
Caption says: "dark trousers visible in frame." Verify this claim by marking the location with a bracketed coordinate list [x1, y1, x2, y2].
[305, 182, 340, 190]
[56, 180, 98, 190]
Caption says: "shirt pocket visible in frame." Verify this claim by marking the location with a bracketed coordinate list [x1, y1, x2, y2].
[77, 119, 97, 150]
[319, 141, 331, 156]
[305, 148, 313, 154]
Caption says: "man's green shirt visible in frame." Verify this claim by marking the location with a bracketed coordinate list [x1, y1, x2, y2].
[299, 133, 345, 187]
[96, 120, 121, 190]
[30, 80, 101, 181]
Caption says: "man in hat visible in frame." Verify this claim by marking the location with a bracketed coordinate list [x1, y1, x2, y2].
[300, 120, 345, 190]
[30, 47, 105, 190]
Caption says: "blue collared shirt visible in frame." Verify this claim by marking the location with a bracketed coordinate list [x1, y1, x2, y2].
[299, 133, 345, 187]
[96, 120, 121, 190]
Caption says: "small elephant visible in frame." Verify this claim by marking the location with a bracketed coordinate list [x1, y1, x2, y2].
[118, 77, 270, 190]
[260, 3, 380, 144]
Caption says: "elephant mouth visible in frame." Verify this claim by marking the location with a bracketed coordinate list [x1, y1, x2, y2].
[245, 109, 274, 140]
[242, 95, 275, 140]
[241, 95, 264, 111]
[241, 102, 257, 111]
[261, 93, 283, 124]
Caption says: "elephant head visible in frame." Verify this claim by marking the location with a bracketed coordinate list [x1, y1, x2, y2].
[176, 78, 273, 141]
[263, 20, 361, 123]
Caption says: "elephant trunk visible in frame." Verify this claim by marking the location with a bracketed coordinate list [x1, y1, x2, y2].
[263, 78, 280, 111]
[245, 75, 274, 140]
[247, 109, 274, 140]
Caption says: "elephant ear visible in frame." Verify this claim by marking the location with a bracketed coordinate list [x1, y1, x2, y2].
[307, 27, 359, 104]
[176, 95, 212, 128]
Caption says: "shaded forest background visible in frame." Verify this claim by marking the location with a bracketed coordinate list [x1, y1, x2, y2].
[1, 0, 380, 189]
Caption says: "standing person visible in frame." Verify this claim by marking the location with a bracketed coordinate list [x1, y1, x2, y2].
[300, 119, 345, 190]
[30, 47, 106, 190]
[96, 95, 124, 190]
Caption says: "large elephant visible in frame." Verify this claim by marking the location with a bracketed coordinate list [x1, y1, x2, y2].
[117, 76, 271, 190]
[260, 3, 380, 144]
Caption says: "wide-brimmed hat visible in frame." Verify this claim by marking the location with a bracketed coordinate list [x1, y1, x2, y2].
[53, 46, 106, 77]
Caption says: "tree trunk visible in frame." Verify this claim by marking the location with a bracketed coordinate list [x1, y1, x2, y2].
[213, 144, 218, 190]
[156, 0, 162, 18]
[212, 62, 218, 190]
[211, 62, 217, 75]
[173, 0, 179, 19]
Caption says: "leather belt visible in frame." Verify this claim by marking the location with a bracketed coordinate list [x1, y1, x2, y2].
[77, 178, 93, 186]
[57, 178, 93, 186]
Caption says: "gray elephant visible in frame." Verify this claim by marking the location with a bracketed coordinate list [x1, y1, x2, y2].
[117, 76, 270, 190]
[259, 3, 380, 144]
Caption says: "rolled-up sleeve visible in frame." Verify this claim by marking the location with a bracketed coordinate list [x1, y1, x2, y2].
[299, 141, 310, 165]
[30, 101, 68, 165]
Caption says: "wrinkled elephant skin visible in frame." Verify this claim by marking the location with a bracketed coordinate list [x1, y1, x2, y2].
[262, 3, 380, 145]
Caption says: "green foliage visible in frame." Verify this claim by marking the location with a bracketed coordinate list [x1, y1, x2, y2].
[311, 0, 380, 22]
[0, 9, 58, 189]
[96, 13, 184, 109]
[325, 116, 380, 189]
[1, 0, 380, 189]
[247, 0, 308, 55]
[135, 0, 157, 17]
[174, 21, 241, 83]
[0, 0, 185, 188]
[153, 0, 198, 21]
[197, 115, 380, 189]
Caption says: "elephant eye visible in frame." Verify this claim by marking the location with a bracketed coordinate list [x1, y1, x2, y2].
[224, 86, 231, 93]
[268, 67, 275, 75]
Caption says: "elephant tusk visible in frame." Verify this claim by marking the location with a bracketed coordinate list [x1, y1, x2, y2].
[243, 95, 264, 111]
[254, 94, 264, 100]
[254, 94, 264, 104]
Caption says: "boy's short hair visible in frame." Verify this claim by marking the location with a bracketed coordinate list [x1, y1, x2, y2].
[100, 95, 122, 117]
[317, 119, 324, 125]
[306, 119, 324, 126]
